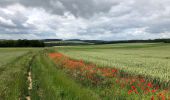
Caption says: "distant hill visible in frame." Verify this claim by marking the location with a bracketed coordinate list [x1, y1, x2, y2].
[0, 38, 169, 47]
[44, 40, 94, 47]
[42, 39, 63, 42]
[43, 38, 170, 47]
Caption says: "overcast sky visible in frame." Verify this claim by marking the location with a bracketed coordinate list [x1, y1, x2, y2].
[0, 0, 170, 40]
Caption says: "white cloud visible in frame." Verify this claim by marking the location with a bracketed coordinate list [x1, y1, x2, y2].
[0, 0, 170, 40]
[0, 17, 16, 27]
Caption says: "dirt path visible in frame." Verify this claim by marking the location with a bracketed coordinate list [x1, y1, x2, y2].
[28, 72, 32, 90]
[26, 71, 32, 100]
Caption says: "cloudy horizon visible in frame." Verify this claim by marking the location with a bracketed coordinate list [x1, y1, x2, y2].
[0, 0, 170, 40]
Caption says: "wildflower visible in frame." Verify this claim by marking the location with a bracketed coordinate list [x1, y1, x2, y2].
[128, 90, 133, 95]
[130, 79, 136, 85]
[144, 88, 150, 94]
[140, 79, 145, 83]
[132, 79, 136, 82]
[137, 83, 141, 87]
[151, 96, 154, 100]
[147, 82, 152, 88]
[157, 93, 165, 100]
[111, 69, 117, 73]
[131, 86, 136, 90]
[134, 90, 138, 94]
[151, 89, 156, 93]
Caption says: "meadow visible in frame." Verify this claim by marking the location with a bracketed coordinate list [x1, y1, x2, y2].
[0, 43, 170, 100]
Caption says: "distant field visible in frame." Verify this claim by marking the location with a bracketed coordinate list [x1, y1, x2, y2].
[0, 48, 28, 66]
[45, 40, 89, 44]
[45, 40, 94, 46]
[0, 48, 43, 65]
[57, 43, 170, 81]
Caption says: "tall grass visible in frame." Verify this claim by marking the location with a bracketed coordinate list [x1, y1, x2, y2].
[31, 51, 99, 100]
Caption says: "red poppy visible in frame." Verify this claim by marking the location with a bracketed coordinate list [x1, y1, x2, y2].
[151, 96, 154, 100]
[131, 86, 136, 90]
[151, 89, 156, 93]
[128, 90, 133, 95]
[140, 79, 145, 83]
[147, 82, 152, 88]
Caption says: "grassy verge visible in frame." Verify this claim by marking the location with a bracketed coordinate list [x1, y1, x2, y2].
[31, 51, 99, 100]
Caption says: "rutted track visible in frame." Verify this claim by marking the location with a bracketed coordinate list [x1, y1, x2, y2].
[26, 72, 32, 100]
[26, 54, 36, 100]
[0, 51, 37, 100]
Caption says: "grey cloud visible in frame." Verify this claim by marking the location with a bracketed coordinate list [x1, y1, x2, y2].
[0, 0, 119, 18]
[0, 18, 16, 28]
[0, 0, 170, 40]
[146, 21, 170, 33]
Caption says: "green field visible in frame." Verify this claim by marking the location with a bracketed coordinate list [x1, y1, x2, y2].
[45, 40, 94, 46]
[0, 43, 170, 100]
[0, 48, 43, 100]
[57, 43, 170, 82]
[0, 48, 29, 66]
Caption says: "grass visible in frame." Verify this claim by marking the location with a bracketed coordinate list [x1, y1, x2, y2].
[0, 48, 28, 66]
[57, 43, 170, 82]
[0, 48, 41, 100]
[31, 50, 99, 100]
[0, 52, 34, 100]
[0, 48, 42, 66]
[0, 43, 170, 99]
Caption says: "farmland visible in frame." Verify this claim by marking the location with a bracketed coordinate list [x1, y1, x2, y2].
[44, 40, 94, 46]
[0, 43, 170, 100]
[0, 48, 30, 66]
[0, 48, 41, 100]
[57, 43, 170, 82]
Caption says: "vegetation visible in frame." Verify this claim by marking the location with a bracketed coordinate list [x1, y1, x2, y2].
[0, 43, 170, 100]
[83, 38, 170, 44]
[57, 43, 170, 82]
[0, 48, 28, 66]
[43, 38, 170, 47]
[49, 52, 169, 99]
[0, 51, 35, 99]
[31, 50, 99, 100]
[44, 40, 93, 47]
[0, 40, 44, 47]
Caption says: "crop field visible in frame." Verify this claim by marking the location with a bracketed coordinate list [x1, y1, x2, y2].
[57, 43, 170, 81]
[0, 48, 30, 66]
[0, 43, 170, 100]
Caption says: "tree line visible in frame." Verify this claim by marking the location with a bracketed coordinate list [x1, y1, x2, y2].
[0, 40, 45, 47]
[82, 39, 170, 44]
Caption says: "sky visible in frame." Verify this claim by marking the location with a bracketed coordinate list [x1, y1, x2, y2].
[0, 0, 170, 40]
